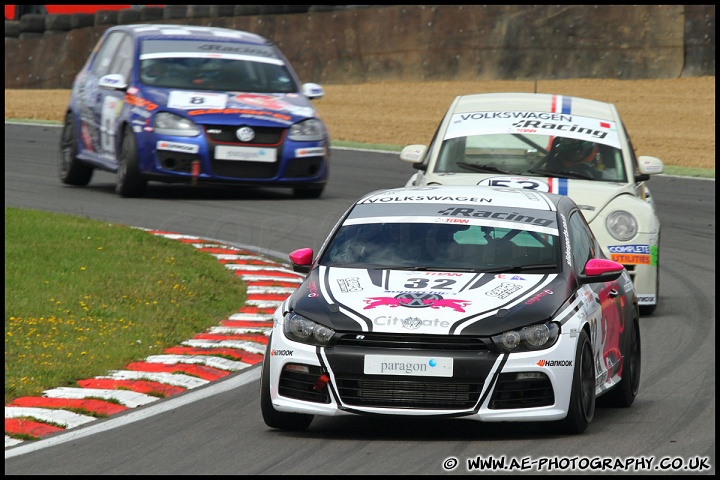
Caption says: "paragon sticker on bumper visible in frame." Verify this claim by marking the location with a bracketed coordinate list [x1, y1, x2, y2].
[364, 355, 453, 377]
[215, 146, 277, 162]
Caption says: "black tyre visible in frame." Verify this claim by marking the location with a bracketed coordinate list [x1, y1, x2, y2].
[558, 329, 595, 434]
[116, 128, 147, 198]
[260, 338, 314, 431]
[293, 186, 324, 199]
[58, 112, 93, 186]
[598, 317, 641, 408]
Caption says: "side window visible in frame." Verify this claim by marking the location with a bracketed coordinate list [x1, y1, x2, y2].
[92, 32, 124, 78]
[568, 211, 595, 275]
[108, 35, 134, 80]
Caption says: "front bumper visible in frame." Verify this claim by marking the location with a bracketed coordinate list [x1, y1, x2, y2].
[266, 325, 580, 423]
[136, 128, 329, 186]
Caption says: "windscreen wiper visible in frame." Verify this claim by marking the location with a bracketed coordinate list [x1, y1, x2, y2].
[456, 162, 512, 174]
[478, 263, 558, 274]
[527, 168, 595, 180]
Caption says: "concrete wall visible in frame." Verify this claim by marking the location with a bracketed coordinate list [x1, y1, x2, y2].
[4, 5, 715, 89]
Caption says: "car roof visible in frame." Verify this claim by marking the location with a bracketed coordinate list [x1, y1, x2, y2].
[356, 185, 565, 211]
[108, 23, 270, 45]
[450, 92, 620, 122]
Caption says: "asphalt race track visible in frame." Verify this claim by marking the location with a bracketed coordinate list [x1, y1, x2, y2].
[4, 123, 716, 475]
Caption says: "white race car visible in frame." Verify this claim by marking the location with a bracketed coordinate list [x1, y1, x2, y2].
[261, 185, 641, 434]
[399, 93, 663, 315]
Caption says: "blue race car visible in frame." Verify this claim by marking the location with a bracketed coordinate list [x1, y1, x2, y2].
[59, 24, 329, 198]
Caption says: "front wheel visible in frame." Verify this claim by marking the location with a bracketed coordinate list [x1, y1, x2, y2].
[116, 127, 147, 198]
[557, 329, 595, 434]
[260, 339, 313, 431]
[58, 112, 94, 186]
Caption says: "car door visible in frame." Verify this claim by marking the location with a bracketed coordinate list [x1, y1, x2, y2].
[568, 209, 623, 389]
[77, 30, 133, 166]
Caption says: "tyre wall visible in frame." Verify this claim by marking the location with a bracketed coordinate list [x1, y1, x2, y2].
[4, 5, 715, 89]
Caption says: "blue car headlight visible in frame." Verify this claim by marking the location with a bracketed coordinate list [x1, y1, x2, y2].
[283, 311, 335, 346]
[153, 112, 201, 137]
[288, 118, 326, 142]
[491, 322, 560, 354]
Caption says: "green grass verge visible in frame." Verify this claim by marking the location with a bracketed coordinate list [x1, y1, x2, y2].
[4, 207, 247, 404]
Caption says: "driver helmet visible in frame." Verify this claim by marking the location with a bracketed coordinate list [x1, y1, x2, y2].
[551, 138, 599, 167]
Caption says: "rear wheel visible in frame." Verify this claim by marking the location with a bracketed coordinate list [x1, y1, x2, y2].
[260, 339, 314, 431]
[557, 329, 595, 434]
[58, 112, 93, 186]
[116, 127, 147, 198]
[598, 317, 641, 407]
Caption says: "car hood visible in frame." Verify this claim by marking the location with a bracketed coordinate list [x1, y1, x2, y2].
[421, 172, 636, 223]
[137, 87, 318, 126]
[287, 266, 573, 336]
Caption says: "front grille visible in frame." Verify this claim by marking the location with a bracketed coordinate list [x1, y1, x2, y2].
[202, 124, 285, 179]
[335, 377, 483, 409]
[204, 125, 285, 145]
[334, 333, 491, 351]
[326, 333, 494, 410]
[488, 373, 554, 409]
[211, 159, 279, 178]
[278, 364, 331, 404]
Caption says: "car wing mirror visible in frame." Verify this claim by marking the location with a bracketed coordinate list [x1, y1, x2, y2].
[577, 258, 624, 285]
[98, 74, 128, 91]
[637, 155, 664, 176]
[400, 144, 428, 170]
[289, 248, 314, 274]
[302, 83, 324, 100]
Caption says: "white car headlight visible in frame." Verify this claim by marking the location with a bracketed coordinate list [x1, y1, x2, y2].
[491, 322, 559, 354]
[606, 210, 638, 241]
[283, 311, 335, 346]
[154, 112, 201, 137]
[288, 119, 326, 141]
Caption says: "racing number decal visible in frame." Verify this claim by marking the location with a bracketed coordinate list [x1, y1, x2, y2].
[403, 278, 456, 289]
[479, 177, 546, 190]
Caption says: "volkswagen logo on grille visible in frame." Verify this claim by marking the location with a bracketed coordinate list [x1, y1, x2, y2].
[236, 127, 255, 142]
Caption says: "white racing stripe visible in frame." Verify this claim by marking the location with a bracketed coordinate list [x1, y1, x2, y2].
[41, 387, 159, 408]
[5, 406, 96, 428]
[144, 354, 253, 371]
[96, 371, 209, 389]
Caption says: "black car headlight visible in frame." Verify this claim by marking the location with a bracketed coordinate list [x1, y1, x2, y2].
[153, 112, 201, 137]
[283, 311, 335, 346]
[288, 118, 326, 142]
[491, 322, 560, 354]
